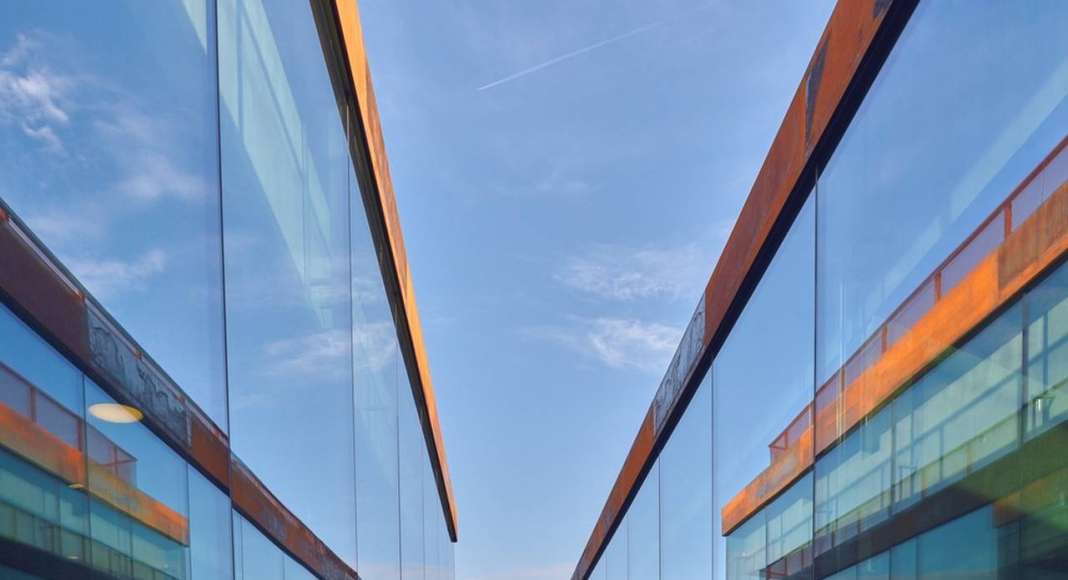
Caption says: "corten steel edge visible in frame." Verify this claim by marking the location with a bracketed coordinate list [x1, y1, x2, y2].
[326, 0, 459, 541]
[571, 1, 919, 578]
[0, 1, 457, 578]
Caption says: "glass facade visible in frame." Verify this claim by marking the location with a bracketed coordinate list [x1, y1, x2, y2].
[581, 2, 1068, 579]
[0, 1, 456, 579]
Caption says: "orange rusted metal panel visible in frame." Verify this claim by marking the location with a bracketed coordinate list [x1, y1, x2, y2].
[331, 0, 459, 541]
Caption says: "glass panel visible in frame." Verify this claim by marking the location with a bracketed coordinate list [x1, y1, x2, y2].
[352, 161, 402, 578]
[715, 196, 815, 580]
[0, 446, 91, 570]
[233, 512, 284, 580]
[0, 304, 83, 414]
[85, 380, 189, 579]
[604, 517, 627, 580]
[285, 556, 318, 580]
[424, 460, 441, 580]
[189, 466, 233, 579]
[0, 1, 227, 430]
[628, 462, 659, 580]
[660, 375, 712, 579]
[400, 386, 424, 580]
[219, 0, 358, 565]
[816, 1, 1068, 386]
[801, 257, 1068, 577]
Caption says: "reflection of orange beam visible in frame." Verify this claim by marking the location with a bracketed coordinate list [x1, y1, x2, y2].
[0, 403, 85, 486]
[721, 152, 1068, 535]
[0, 402, 188, 544]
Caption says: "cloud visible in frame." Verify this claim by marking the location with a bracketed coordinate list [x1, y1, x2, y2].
[93, 106, 211, 203]
[0, 34, 71, 153]
[65, 249, 167, 299]
[555, 242, 707, 301]
[263, 329, 353, 381]
[21, 122, 63, 153]
[526, 317, 682, 373]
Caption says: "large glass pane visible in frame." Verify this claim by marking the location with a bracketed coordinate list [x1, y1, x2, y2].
[233, 512, 284, 580]
[628, 462, 659, 580]
[715, 196, 814, 580]
[85, 380, 189, 579]
[0, 1, 227, 430]
[400, 387, 424, 580]
[816, 1, 1068, 386]
[803, 256, 1068, 577]
[219, 0, 357, 564]
[189, 466, 233, 579]
[604, 518, 627, 580]
[660, 375, 712, 579]
[352, 161, 402, 579]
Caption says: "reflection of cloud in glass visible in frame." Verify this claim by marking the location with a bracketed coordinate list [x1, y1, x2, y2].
[0, 7, 229, 430]
[0, 33, 70, 153]
[65, 249, 167, 299]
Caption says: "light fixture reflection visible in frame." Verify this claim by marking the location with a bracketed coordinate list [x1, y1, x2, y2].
[89, 403, 144, 424]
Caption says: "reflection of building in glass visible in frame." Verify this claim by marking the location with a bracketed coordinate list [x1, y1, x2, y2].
[0, 1, 457, 579]
[575, 2, 1068, 579]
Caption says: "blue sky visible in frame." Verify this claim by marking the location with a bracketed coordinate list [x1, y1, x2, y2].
[354, 1, 835, 578]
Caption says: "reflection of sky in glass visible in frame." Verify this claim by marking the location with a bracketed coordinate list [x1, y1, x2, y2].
[713, 195, 814, 580]
[352, 162, 404, 579]
[817, 1, 1068, 384]
[660, 376, 711, 580]
[627, 461, 658, 579]
[0, 2, 228, 431]
[220, 0, 357, 566]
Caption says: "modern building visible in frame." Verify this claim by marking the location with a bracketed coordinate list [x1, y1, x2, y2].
[574, 1, 1068, 579]
[0, 1, 456, 579]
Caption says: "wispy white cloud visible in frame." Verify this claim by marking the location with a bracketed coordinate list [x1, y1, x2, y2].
[555, 242, 707, 302]
[263, 329, 352, 381]
[525, 317, 681, 372]
[65, 249, 167, 299]
[94, 106, 211, 203]
[21, 122, 63, 153]
[0, 33, 71, 153]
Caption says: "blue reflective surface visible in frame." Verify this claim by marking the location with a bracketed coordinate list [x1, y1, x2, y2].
[0, 1, 228, 431]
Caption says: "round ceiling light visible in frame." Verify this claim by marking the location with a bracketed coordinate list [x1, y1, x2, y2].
[88, 403, 144, 424]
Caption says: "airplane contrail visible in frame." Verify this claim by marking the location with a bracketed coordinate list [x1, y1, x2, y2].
[476, 20, 666, 92]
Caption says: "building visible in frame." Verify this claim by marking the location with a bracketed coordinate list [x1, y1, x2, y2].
[574, 1, 1068, 579]
[0, 1, 456, 579]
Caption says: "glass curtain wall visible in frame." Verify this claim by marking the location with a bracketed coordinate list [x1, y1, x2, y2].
[586, 2, 1068, 579]
[0, 1, 455, 579]
[0, 1, 228, 431]
[660, 376, 712, 579]
[714, 195, 814, 580]
[0, 302, 235, 578]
